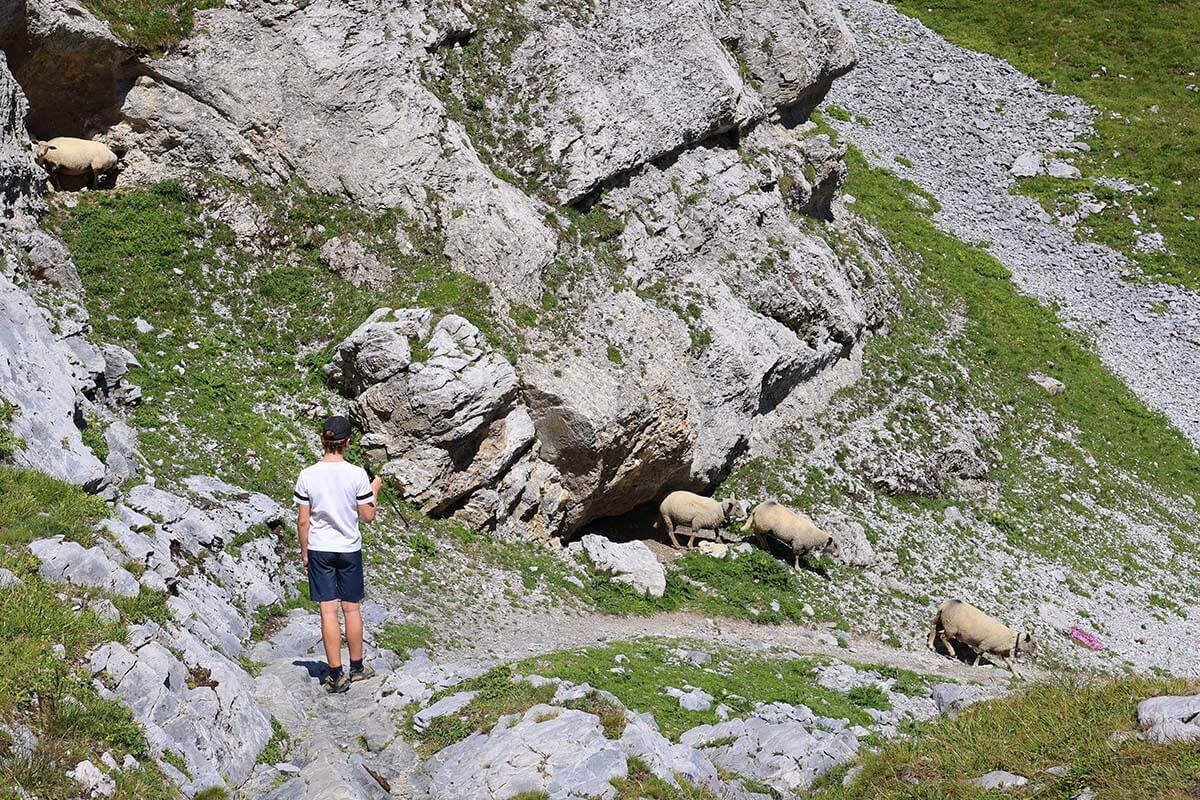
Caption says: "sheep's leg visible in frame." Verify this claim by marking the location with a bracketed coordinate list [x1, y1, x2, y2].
[664, 516, 681, 549]
[1003, 656, 1021, 679]
[686, 528, 697, 549]
[971, 650, 983, 667]
[939, 630, 957, 659]
[793, 553, 801, 572]
[926, 616, 940, 651]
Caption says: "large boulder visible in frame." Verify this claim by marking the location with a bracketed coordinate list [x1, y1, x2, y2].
[0, 241, 106, 489]
[423, 705, 628, 799]
[29, 536, 140, 597]
[575, 534, 667, 597]
[1138, 695, 1200, 743]
[680, 705, 861, 793]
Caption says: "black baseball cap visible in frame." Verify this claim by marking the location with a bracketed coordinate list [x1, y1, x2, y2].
[322, 415, 353, 441]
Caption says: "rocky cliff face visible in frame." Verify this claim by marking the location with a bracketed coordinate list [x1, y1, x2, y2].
[0, 0, 880, 538]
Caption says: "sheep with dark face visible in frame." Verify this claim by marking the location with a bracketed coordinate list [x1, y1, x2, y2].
[927, 599, 1036, 678]
[657, 491, 739, 549]
[35, 137, 118, 188]
[741, 500, 841, 570]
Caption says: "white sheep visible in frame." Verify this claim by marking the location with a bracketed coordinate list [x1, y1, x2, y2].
[35, 137, 118, 189]
[657, 491, 739, 549]
[740, 501, 841, 570]
[927, 599, 1036, 678]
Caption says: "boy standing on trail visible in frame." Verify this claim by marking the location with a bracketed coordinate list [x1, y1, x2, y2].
[293, 416, 383, 693]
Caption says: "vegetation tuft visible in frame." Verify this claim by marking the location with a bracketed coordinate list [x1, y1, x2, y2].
[81, 0, 224, 54]
[0, 468, 177, 799]
[829, 676, 1200, 798]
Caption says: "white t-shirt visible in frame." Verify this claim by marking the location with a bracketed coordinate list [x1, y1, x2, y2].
[293, 460, 374, 553]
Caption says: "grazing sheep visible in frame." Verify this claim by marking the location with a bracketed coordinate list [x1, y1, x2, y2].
[658, 491, 739, 549]
[927, 599, 1035, 678]
[35, 137, 118, 188]
[741, 501, 841, 570]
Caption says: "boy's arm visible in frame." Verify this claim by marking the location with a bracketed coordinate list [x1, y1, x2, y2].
[357, 474, 383, 523]
[297, 504, 311, 571]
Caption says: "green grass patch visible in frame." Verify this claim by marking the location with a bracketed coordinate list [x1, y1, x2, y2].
[248, 580, 311, 641]
[81, 0, 223, 54]
[0, 466, 108, 550]
[722, 140, 1200, 586]
[830, 676, 1200, 798]
[409, 665, 558, 756]
[51, 181, 506, 499]
[0, 571, 176, 798]
[255, 717, 289, 766]
[376, 621, 434, 660]
[79, 415, 108, 464]
[514, 641, 903, 741]
[0, 399, 22, 461]
[888, 0, 1200, 287]
[611, 756, 719, 799]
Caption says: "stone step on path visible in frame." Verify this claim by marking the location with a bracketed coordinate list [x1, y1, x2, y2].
[241, 605, 422, 799]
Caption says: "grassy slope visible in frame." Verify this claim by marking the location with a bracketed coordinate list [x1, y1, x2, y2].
[828, 676, 1200, 799]
[49, 181, 500, 498]
[410, 640, 929, 753]
[81, 0, 223, 53]
[886, 0, 1200, 288]
[718, 135, 1200, 636]
[0, 466, 178, 800]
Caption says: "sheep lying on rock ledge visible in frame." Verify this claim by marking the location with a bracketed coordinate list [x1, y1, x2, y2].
[35, 137, 118, 188]
[927, 599, 1036, 678]
[657, 491, 739, 549]
[741, 501, 841, 570]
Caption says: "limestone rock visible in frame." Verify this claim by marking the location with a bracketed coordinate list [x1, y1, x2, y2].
[971, 770, 1029, 789]
[30, 536, 140, 597]
[1029, 371, 1066, 395]
[324, 308, 432, 396]
[66, 759, 116, 798]
[1009, 151, 1042, 178]
[1045, 160, 1081, 180]
[319, 236, 392, 289]
[1138, 695, 1200, 742]
[0, 263, 105, 488]
[816, 511, 876, 567]
[680, 707, 861, 793]
[1138, 695, 1200, 727]
[412, 691, 479, 734]
[577, 534, 667, 597]
[619, 712, 720, 789]
[666, 686, 714, 712]
[930, 683, 1004, 716]
[344, 313, 542, 523]
[725, 0, 857, 121]
[0, 51, 41, 220]
[423, 704, 627, 799]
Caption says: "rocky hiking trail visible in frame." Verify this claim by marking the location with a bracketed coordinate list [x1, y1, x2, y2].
[238, 597, 1028, 800]
[828, 0, 1200, 444]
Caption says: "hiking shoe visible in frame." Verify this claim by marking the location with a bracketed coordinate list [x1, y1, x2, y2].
[322, 670, 350, 694]
[349, 663, 376, 682]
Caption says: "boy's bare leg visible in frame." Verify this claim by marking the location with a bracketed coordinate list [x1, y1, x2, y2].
[342, 601, 363, 662]
[319, 600, 343, 668]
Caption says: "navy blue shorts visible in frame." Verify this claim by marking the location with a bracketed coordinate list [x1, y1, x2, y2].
[307, 550, 364, 602]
